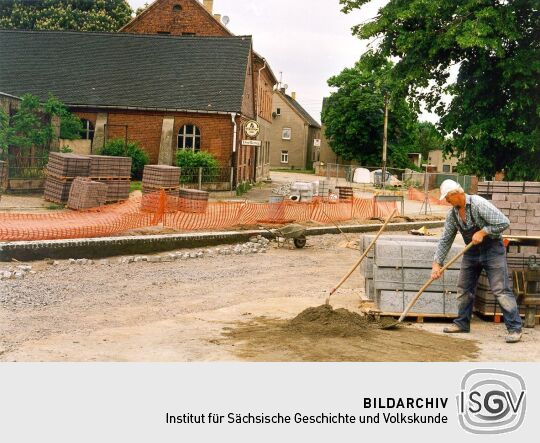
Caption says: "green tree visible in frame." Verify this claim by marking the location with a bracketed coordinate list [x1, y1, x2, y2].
[340, 0, 540, 179]
[0, 93, 82, 157]
[415, 121, 445, 160]
[0, 0, 133, 31]
[322, 53, 419, 168]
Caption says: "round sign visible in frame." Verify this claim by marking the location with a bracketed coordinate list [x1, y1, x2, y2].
[244, 120, 260, 138]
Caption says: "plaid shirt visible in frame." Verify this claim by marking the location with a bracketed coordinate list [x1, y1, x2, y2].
[434, 194, 510, 265]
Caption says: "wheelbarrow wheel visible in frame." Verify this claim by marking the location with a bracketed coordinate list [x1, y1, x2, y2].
[293, 235, 307, 249]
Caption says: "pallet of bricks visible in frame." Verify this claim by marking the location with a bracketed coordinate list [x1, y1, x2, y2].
[141, 165, 181, 212]
[44, 153, 91, 204]
[45, 153, 131, 206]
[475, 181, 540, 319]
[67, 177, 108, 210]
[88, 155, 131, 203]
[360, 234, 462, 318]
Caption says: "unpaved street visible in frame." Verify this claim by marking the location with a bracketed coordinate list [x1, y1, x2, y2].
[1, 234, 538, 362]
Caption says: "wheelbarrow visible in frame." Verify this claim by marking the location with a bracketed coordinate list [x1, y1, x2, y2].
[262, 223, 307, 248]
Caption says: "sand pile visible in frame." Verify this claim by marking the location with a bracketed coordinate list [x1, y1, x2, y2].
[286, 304, 395, 337]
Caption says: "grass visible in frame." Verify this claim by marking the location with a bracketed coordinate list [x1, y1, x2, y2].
[271, 168, 315, 174]
[45, 203, 65, 210]
[130, 181, 142, 192]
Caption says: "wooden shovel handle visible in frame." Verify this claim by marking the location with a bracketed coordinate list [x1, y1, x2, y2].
[397, 242, 475, 323]
[329, 208, 398, 297]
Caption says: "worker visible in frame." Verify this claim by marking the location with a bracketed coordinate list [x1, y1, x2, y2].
[431, 179, 522, 343]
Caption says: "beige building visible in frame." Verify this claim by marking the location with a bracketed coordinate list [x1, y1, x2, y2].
[428, 149, 460, 173]
[269, 89, 321, 169]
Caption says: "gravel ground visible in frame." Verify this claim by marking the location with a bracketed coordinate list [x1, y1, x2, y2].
[1, 232, 538, 362]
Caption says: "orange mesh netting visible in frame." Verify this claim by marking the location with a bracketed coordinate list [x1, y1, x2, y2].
[0, 192, 399, 241]
[407, 188, 451, 207]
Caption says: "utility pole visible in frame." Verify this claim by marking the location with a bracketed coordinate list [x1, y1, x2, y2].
[381, 92, 389, 190]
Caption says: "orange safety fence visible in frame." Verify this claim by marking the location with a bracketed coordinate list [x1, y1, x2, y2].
[407, 187, 451, 206]
[0, 192, 399, 241]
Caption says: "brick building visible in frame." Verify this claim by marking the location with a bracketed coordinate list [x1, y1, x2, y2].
[0, 29, 260, 184]
[120, 0, 277, 181]
[269, 89, 321, 170]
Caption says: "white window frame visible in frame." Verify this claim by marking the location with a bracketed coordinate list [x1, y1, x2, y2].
[80, 119, 95, 141]
[281, 150, 289, 164]
[282, 127, 291, 140]
[177, 124, 201, 151]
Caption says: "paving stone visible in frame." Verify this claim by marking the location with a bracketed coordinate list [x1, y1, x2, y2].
[373, 265, 459, 291]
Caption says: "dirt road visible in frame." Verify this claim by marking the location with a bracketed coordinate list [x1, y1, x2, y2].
[1, 234, 538, 362]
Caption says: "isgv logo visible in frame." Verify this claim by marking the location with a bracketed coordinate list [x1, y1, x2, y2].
[457, 369, 526, 434]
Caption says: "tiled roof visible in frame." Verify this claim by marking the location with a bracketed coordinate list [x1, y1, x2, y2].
[0, 30, 252, 113]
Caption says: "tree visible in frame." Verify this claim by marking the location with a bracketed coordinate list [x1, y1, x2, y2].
[415, 121, 445, 160]
[0, 0, 133, 32]
[0, 93, 82, 157]
[322, 53, 420, 168]
[340, 0, 540, 179]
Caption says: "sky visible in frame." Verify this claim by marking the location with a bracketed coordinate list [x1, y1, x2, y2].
[127, 0, 408, 124]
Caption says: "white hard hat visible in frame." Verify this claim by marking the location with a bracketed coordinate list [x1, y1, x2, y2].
[439, 179, 463, 201]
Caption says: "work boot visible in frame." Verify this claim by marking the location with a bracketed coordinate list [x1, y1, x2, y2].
[443, 324, 469, 333]
[505, 331, 522, 344]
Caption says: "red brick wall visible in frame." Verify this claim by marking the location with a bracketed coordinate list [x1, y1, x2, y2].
[121, 0, 230, 36]
[254, 59, 274, 123]
[241, 51, 255, 119]
[73, 108, 234, 166]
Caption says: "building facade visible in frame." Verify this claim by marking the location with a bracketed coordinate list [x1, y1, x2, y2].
[120, 0, 277, 182]
[269, 90, 321, 170]
[0, 30, 257, 186]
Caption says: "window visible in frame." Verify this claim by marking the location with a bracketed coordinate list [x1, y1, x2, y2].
[173, 4, 182, 12]
[80, 119, 94, 141]
[442, 164, 451, 173]
[276, 108, 281, 116]
[281, 150, 289, 164]
[178, 124, 201, 151]
[282, 127, 291, 140]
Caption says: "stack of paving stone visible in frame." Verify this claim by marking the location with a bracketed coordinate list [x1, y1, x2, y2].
[142, 165, 180, 197]
[88, 155, 131, 203]
[178, 188, 209, 213]
[67, 177, 108, 210]
[360, 235, 463, 316]
[465, 181, 540, 315]
[44, 153, 91, 204]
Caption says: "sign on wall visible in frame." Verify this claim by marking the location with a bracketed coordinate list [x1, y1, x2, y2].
[244, 120, 260, 138]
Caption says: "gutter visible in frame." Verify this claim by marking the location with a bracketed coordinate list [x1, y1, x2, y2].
[68, 103, 238, 116]
[256, 58, 267, 118]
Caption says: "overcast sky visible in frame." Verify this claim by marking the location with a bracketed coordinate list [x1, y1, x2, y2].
[127, 0, 394, 123]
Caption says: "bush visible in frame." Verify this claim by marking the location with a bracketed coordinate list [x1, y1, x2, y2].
[100, 138, 149, 179]
[176, 150, 219, 182]
[176, 149, 219, 170]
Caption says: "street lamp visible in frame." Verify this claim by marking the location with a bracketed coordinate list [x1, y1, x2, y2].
[381, 91, 389, 191]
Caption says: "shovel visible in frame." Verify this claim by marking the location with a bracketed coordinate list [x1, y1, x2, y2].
[326, 208, 398, 305]
[381, 242, 475, 329]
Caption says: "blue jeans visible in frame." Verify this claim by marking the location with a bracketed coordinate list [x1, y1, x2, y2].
[454, 238, 522, 332]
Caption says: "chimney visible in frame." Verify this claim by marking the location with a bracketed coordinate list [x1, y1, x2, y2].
[214, 13, 221, 23]
[203, 0, 213, 14]
[280, 87, 286, 94]
[291, 92, 297, 101]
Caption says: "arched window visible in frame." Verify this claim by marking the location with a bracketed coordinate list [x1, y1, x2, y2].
[173, 4, 182, 12]
[178, 124, 201, 151]
[80, 119, 94, 141]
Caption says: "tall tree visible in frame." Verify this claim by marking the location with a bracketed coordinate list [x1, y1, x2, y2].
[0, 0, 132, 32]
[340, 0, 540, 179]
[322, 53, 420, 168]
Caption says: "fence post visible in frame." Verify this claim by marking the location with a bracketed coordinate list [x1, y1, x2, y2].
[198, 167, 202, 190]
[335, 163, 339, 187]
[178, 167, 182, 189]
[230, 167, 234, 195]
